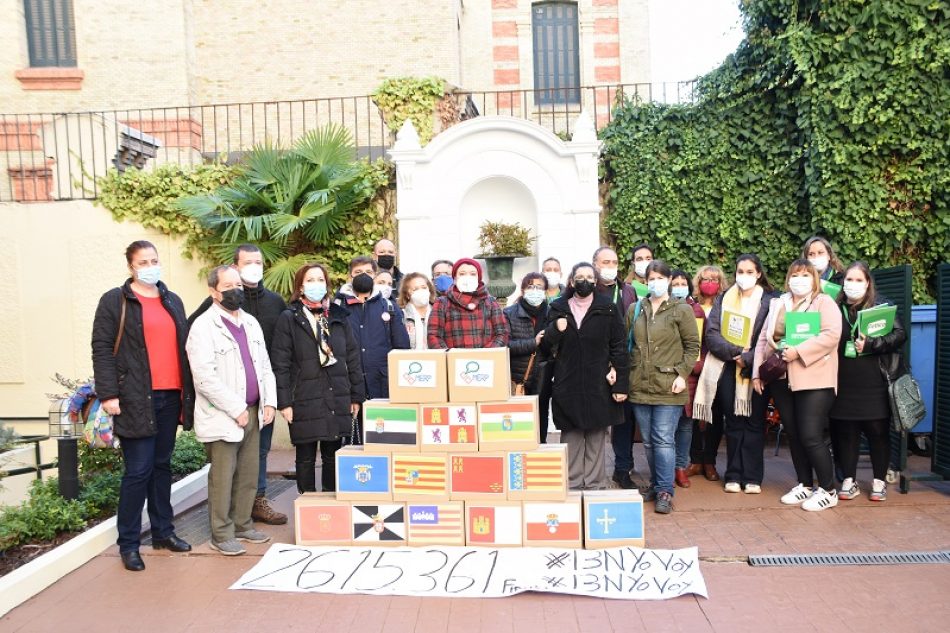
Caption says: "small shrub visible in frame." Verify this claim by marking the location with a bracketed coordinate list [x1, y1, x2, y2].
[0, 479, 87, 551]
[78, 442, 124, 477]
[78, 471, 122, 518]
[171, 430, 207, 475]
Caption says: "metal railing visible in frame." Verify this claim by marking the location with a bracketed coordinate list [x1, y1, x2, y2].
[0, 81, 696, 202]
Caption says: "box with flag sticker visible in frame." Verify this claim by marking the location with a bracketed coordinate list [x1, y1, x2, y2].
[294, 493, 353, 546]
[391, 453, 449, 501]
[361, 400, 420, 453]
[522, 493, 583, 548]
[477, 396, 540, 452]
[387, 349, 447, 403]
[335, 446, 393, 501]
[464, 500, 523, 547]
[506, 443, 567, 501]
[448, 452, 507, 501]
[446, 347, 511, 402]
[419, 403, 478, 452]
[407, 501, 465, 546]
[582, 490, 645, 549]
[351, 503, 407, 546]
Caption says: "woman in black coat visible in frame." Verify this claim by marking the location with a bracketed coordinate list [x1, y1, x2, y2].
[539, 262, 628, 490]
[270, 263, 365, 493]
[91, 240, 194, 572]
[504, 272, 550, 442]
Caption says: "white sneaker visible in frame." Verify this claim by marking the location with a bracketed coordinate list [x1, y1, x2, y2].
[780, 484, 813, 505]
[802, 487, 838, 512]
[839, 478, 860, 500]
[724, 482, 742, 493]
[870, 479, 887, 502]
[744, 484, 762, 494]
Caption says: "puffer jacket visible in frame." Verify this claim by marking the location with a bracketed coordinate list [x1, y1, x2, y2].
[186, 306, 277, 443]
[504, 298, 549, 391]
[91, 279, 195, 438]
[628, 297, 702, 406]
[271, 301, 366, 444]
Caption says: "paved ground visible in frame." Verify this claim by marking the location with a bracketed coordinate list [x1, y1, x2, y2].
[3, 444, 949, 633]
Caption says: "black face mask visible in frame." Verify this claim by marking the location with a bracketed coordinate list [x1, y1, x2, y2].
[219, 288, 244, 311]
[376, 255, 395, 270]
[352, 273, 375, 294]
[573, 280, 595, 297]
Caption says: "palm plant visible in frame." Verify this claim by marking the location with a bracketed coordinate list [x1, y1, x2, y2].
[177, 124, 371, 297]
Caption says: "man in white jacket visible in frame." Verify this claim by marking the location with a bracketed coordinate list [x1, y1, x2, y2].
[186, 266, 277, 555]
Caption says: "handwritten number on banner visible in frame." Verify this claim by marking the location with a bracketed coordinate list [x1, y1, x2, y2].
[444, 551, 477, 593]
[298, 550, 345, 589]
[241, 547, 312, 589]
[339, 549, 372, 590]
[356, 551, 409, 591]
[482, 550, 499, 593]
[416, 550, 449, 592]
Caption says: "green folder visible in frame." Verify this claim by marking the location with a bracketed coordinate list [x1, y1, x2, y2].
[857, 304, 896, 338]
[632, 280, 649, 299]
[785, 312, 821, 345]
[820, 279, 842, 298]
[722, 310, 752, 347]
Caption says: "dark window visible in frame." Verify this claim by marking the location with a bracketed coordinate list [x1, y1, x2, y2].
[532, 1, 580, 105]
[23, 0, 77, 67]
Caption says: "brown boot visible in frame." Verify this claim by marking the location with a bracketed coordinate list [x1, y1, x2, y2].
[703, 464, 720, 481]
[685, 463, 703, 477]
[674, 468, 691, 488]
[252, 496, 288, 525]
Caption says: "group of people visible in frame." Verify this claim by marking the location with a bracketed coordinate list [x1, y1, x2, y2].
[92, 234, 905, 570]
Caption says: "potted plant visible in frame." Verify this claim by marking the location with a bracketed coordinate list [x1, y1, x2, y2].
[476, 221, 534, 303]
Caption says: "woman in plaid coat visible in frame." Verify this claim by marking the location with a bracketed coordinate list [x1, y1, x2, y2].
[427, 258, 509, 349]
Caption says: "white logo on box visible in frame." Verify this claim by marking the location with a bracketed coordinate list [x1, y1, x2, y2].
[795, 323, 809, 333]
[454, 359, 494, 387]
[397, 360, 437, 388]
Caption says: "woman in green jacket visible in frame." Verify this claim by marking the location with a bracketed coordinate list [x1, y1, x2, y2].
[628, 260, 702, 514]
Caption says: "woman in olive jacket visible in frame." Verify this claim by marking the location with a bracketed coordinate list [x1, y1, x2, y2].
[628, 261, 702, 514]
[270, 263, 365, 493]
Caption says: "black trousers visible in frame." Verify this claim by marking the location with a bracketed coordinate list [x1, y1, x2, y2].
[690, 389, 724, 466]
[718, 367, 768, 486]
[771, 380, 836, 491]
[831, 417, 890, 481]
[295, 439, 343, 493]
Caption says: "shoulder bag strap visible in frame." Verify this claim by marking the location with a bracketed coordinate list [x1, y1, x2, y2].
[113, 296, 127, 357]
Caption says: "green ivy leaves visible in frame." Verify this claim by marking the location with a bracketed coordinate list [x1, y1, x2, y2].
[373, 76, 446, 144]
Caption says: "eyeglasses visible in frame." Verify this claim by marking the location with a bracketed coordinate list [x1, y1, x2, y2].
[699, 277, 719, 283]
[526, 284, 545, 291]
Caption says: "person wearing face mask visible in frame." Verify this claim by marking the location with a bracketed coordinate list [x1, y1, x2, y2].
[397, 272, 436, 350]
[830, 261, 906, 502]
[626, 243, 655, 288]
[628, 261, 701, 514]
[431, 259, 455, 296]
[592, 247, 639, 489]
[541, 263, 628, 489]
[374, 270, 395, 301]
[334, 256, 410, 407]
[187, 243, 288, 526]
[802, 236, 844, 284]
[669, 270, 707, 489]
[695, 255, 777, 494]
[753, 260, 842, 511]
[92, 240, 195, 571]
[542, 257, 566, 302]
[504, 273, 552, 442]
[427, 258, 509, 349]
[373, 238, 403, 289]
[272, 263, 365, 494]
[186, 266, 277, 556]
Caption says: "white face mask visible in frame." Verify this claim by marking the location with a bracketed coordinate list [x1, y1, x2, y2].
[788, 276, 814, 297]
[456, 276, 478, 293]
[410, 288, 430, 307]
[239, 264, 263, 285]
[808, 256, 829, 274]
[135, 265, 162, 286]
[374, 284, 392, 300]
[843, 281, 867, 301]
[735, 273, 757, 291]
[648, 278, 669, 298]
[523, 289, 546, 306]
[543, 272, 561, 288]
[599, 267, 618, 282]
[634, 261, 650, 278]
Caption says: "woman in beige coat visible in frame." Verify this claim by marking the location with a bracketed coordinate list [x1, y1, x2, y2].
[752, 259, 841, 512]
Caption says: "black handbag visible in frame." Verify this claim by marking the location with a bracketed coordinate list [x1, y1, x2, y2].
[886, 372, 927, 432]
[758, 351, 787, 384]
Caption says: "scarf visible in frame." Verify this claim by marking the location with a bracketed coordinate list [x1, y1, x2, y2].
[300, 298, 335, 367]
[693, 284, 762, 422]
[519, 297, 547, 334]
[568, 293, 594, 328]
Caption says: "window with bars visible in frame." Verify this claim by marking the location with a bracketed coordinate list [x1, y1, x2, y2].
[23, 0, 77, 67]
[532, 1, 580, 105]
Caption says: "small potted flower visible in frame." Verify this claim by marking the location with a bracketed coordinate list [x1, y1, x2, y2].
[476, 221, 534, 302]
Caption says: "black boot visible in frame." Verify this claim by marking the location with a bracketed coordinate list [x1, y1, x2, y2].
[295, 460, 316, 493]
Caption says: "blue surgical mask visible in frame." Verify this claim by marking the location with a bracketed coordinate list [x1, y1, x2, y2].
[523, 289, 545, 306]
[136, 265, 161, 286]
[303, 282, 327, 302]
[434, 275, 453, 293]
[671, 286, 689, 300]
[648, 278, 669, 298]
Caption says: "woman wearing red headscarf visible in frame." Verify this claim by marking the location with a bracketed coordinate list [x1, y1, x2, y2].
[427, 258, 509, 349]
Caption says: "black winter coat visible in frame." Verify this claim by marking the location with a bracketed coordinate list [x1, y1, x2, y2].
[504, 299, 548, 391]
[706, 288, 777, 374]
[539, 294, 629, 432]
[188, 283, 286, 353]
[91, 279, 195, 438]
[271, 301, 366, 444]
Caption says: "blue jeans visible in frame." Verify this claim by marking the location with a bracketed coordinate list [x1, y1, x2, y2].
[633, 404, 681, 495]
[610, 402, 636, 474]
[675, 414, 692, 469]
[257, 420, 274, 496]
[116, 389, 180, 553]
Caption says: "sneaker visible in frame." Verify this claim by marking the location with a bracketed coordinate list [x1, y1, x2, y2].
[612, 471, 635, 490]
[724, 481, 742, 493]
[743, 484, 762, 494]
[780, 484, 813, 505]
[839, 478, 860, 500]
[640, 486, 657, 502]
[870, 479, 887, 502]
[252, 496, 288, 525]
[209, 539, 246, 556]
[802, 487, 838, 512]
[235, 529, 271, 544]
[655, 492, 673, 514]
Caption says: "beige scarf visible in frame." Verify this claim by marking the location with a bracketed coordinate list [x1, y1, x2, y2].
[693, 284, 762, 422]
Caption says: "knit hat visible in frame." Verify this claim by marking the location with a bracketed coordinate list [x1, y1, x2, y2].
[452, 258, 483, 283]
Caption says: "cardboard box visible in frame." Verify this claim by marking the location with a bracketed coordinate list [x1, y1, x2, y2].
[335, 447, 393, 501]
[407, 501, 465, 546]
[477, 396, 540, 451]
[506, 443, 568, 501]
[448, 452, 506, 501]
[351, 503, 406, 546]
[464, 500, 523, 547]
[582, 490, 645, 549]
[391, 453, 449, 501]
[522, 493, 583, 548]
[387, 349, 448, 403]
[419, 403, 478, 452]
[446, 348, 511, 403]
[294, 493, 352, 546]
[362, 400, 420, 453]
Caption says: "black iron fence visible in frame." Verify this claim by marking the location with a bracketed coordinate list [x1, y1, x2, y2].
[0, 81, 695, 202]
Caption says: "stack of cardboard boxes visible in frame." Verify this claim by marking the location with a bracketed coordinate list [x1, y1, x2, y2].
[294, 348, 644, 549]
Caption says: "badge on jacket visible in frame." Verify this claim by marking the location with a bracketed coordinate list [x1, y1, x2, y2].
[381, 312, 391, 322]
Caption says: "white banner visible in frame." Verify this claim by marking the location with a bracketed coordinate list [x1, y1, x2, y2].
[230, 544, 707, 600]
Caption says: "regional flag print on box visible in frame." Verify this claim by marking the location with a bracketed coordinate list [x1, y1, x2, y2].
[335, 450, 392, 500]
[507, 444, 567, 500]
[478, 397, 539, 451]
[449, 453, 506, 500]
[420, 404, 477, 452]
[465, 503, 523, 546]
[523, 497, 582, 547]
[362, 401, 419, 451]
[392, 454, 448, 500]
[352, 504, 406, 544]
[583, 490, 645, 548]
[407, 502, 464, 546]
[294, 494, 352, 546]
